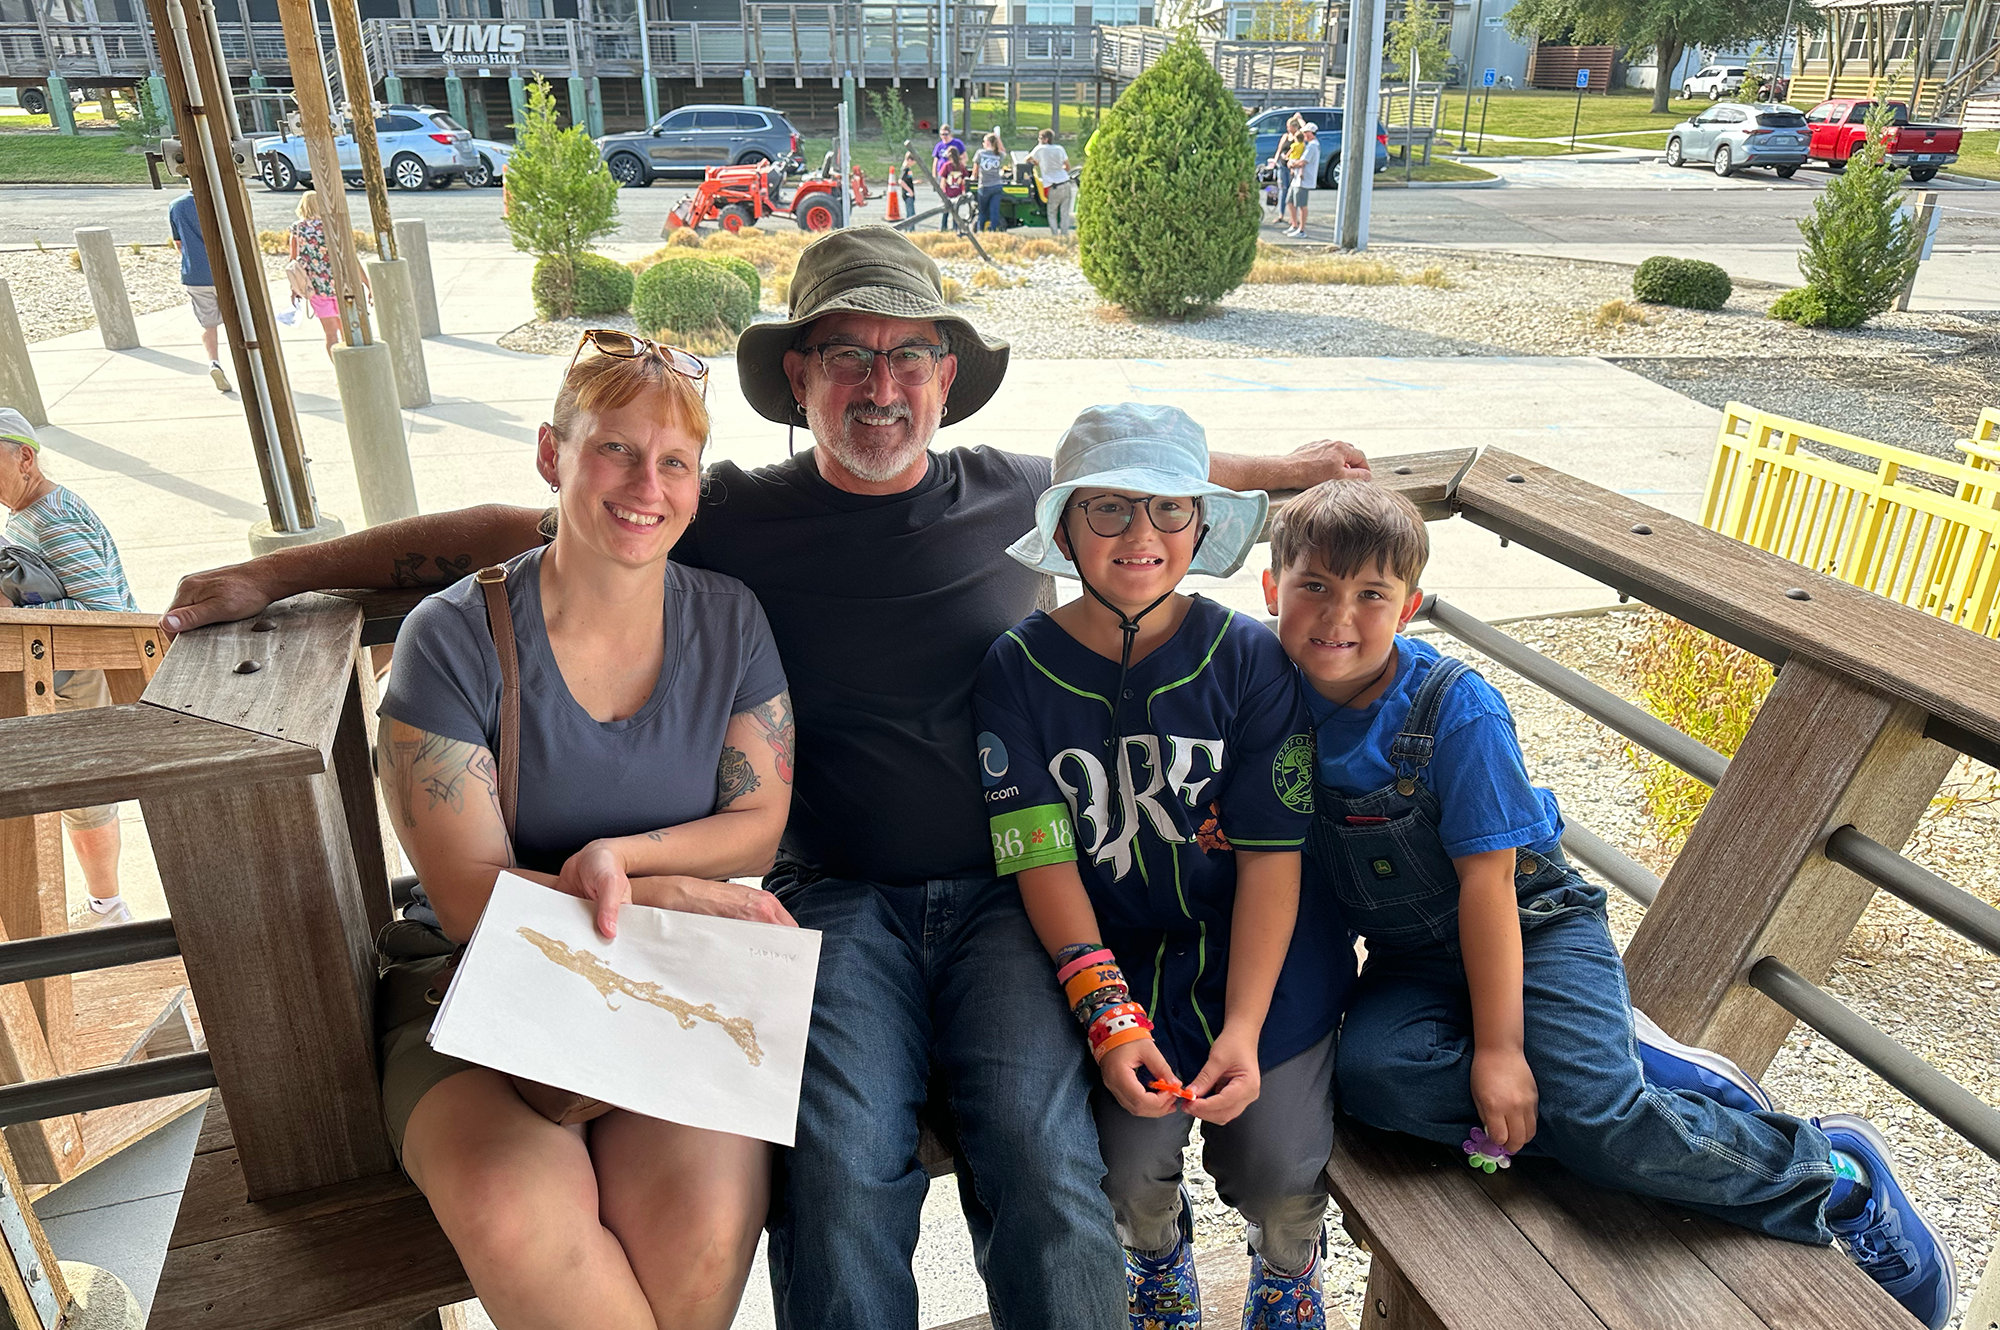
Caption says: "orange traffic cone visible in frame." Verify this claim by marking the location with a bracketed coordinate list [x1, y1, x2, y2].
[886, 186, 902, 222]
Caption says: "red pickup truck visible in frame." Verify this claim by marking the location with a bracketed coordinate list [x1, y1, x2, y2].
[1803, 99, 1961, 182]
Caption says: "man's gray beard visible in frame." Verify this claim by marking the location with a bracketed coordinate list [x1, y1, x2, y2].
[809, 406, 936, 483]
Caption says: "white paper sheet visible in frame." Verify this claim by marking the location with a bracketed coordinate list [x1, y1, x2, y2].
[429, 873, 822, 1146]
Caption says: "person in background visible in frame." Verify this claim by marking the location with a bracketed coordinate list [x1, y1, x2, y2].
[932, 123, 965, 184]
[899, 150, 919, 219]
[1028, 128, 1073, 239]
[1286, 126, 1322, 238]
[939, 145, 970, 231]
[1266, 115, 1302, 226]
[289, 190, 369, 357]
[167, 185, 231, 394]
[0, 409, 140, 928]
[975, 132, 1008, 233]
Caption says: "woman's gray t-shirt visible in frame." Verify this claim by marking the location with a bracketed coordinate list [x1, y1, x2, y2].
[379, 546, 787, 875]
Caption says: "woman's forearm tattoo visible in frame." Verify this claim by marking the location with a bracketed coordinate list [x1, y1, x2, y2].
[744, 691, 796, 785]
[716, 747, 760, 810]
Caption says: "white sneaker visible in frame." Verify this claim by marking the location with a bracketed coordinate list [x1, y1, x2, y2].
[209, 363, 231, 393]
[82, 899, 134, 928]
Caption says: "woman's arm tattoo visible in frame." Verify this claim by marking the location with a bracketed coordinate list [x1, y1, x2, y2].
[384, 729, 503, 830]
[716, 747, 760, 811]
[743, 692, 796, 785]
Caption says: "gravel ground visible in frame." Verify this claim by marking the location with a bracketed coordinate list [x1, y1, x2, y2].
[1179, 607, 1999, 1330]
[4, 244, 297, 343]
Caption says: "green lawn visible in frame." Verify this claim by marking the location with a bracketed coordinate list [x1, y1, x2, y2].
[1948, 129, 2000, 182]
[1451, 87, 1713, 140]
[0, 131, 150, 184]
[1378, 158, 1498, 184]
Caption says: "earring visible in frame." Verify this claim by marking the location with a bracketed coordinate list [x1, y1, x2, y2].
[549, 482, 558, 493]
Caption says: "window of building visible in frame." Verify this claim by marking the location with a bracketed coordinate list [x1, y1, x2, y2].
[1933, 9, 1963, 63]
[1843, 17, 1869, 61]
[1885, 10, 1916, 60]
[1093, 1, 1140, 23]
[1803, 31, 1826, 62]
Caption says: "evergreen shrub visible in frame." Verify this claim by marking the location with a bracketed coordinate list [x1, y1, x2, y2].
[1773, 105, 1922, 330]
[1631, 256, 1732, 310]
[504, 78, 620, 319]
[532, 252, 633, 318]
[633, 257, 755, 339]
[712, 254, 761, 306]
[1076, 31, 1259, 317]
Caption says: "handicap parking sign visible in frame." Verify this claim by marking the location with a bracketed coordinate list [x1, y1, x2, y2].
[1482, 68, 1496, 87]
[1576, 68, 1590, 88]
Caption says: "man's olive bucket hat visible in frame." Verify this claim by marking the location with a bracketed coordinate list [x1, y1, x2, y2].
[736, 226, 1011, 426]
[1007, 404, 1269, 581]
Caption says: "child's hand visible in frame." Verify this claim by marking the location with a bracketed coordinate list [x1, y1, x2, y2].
[1100, 1038, 1182, 1118]
[1470, 1047, 1538, 1151]
[1186, 1027, 1262, 1125]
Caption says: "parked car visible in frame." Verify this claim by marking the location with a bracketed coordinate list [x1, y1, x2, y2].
[1802, 98, 1961, 182]
[596, 105, 803, 187]
[1680, 65, 1749, 100]
[464, 137, 511, 188]
[1246, 106, 1390, 187]
[1664, 103, 1810, 178]
[256, 104, 476, 191]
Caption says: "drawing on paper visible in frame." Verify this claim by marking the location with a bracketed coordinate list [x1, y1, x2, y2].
[518, 927, 765, 1066]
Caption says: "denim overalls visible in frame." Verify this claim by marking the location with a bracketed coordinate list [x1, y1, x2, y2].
[1310, 655, 1839, 1245]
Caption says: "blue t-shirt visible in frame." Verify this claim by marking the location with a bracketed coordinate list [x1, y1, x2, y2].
[973, 597, 1348, 1075]
[167, 192, 212, 287]
[1306, 635, 1563, 859]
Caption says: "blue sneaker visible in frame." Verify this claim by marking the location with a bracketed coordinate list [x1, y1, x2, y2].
[1127, 1189, 1201, 1329]
[1817, 1113, 1957, 1330]
[1242, 1241, 1326, 1329]
[1632, 1008, 1774, 1114]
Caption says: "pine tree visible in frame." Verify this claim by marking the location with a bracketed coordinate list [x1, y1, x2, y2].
[503, 78, 621, 319]
[1776, 104, 1922, 329]
[1076, 32, 1260, 318]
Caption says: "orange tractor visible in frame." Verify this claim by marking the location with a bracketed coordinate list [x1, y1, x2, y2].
[662, 154, 871, 236]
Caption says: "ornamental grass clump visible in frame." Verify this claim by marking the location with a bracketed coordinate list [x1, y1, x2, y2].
[1771, 103, 1922, 329]
[1076, 30, 1260, 317]
[1622, 614, 1773, 856]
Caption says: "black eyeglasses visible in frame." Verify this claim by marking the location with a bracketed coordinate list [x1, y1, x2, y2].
[1071, 494, 1202, 538]
[801, 341, 947, 388]
[569, 329, 709, 396]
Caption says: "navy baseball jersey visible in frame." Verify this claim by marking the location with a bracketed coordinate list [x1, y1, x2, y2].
[972, 596, 1351, 1075]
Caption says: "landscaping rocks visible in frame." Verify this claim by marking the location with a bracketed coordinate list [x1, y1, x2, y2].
[3, 244, 291, 343]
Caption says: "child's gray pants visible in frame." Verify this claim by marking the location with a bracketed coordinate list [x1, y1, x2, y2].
[1092, 1029, 1335, 1276]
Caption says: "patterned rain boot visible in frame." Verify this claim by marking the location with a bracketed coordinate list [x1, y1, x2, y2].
[1126, 1188, 1202, 1329]
[1241, 1236, 1326, 1330]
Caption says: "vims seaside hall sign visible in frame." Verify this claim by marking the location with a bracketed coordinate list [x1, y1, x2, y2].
[425, 22, 529, 62]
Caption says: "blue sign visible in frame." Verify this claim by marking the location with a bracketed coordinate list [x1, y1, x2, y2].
[1576, 68, 1591, 88]
[1483, 67, 1497, 87]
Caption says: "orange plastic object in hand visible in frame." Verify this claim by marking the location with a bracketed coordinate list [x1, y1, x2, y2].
[1149, 1078, 1196, 1103]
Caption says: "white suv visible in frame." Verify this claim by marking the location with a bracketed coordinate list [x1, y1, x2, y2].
[1681, 66, 1748, 100]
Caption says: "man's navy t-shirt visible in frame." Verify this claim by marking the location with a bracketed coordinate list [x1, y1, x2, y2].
[167, 192, 213, 287]
[672, 445, 1052, 883]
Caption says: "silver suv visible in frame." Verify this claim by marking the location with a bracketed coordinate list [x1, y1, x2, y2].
[595, 105, 802, 187]
[256, 104, 475, 192]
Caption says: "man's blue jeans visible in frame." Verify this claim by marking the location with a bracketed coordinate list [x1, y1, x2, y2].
[1338, 894, 1839, 1245]
[767, 871, 1126, 1330]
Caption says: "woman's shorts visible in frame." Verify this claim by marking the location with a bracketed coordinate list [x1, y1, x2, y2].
[52, 671, 119, 831]
[378, 954, 480, 1160]
[308, 293, 339, 319]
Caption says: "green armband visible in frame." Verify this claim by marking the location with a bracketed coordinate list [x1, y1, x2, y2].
[989, 803, 1078, 876]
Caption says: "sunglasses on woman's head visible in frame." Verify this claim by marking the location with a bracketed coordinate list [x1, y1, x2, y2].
[568, 329, 710, 396]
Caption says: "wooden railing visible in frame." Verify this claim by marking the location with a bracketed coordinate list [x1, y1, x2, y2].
[0, 450, 1994, 1325]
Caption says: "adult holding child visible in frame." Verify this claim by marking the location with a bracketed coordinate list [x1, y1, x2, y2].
[374, 336, 797, 1330]
[159, 227, 1373, 1330]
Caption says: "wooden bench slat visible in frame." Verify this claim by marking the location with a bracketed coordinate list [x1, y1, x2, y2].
[1639, 1198, 1921, 1330]
[169, 1148, 427, 1251]
[1473, 1164, 1764, 1330]
[1325, 1129, 1607, 1330]
[144, 591, 363, 757]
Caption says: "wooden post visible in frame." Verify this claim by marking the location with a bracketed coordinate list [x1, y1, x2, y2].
[327, 0, 399, 262]
[0, 626, 73, 1072]
[1622, 659, 1956, 1075]
[273, 0, 373, 347]
[139, 595, 394, 1197]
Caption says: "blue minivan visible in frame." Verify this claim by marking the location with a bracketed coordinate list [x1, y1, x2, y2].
[1248, 107, 1390, 186]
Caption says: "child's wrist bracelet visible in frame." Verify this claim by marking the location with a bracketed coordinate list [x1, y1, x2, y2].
[1055, 947, 1115, 984]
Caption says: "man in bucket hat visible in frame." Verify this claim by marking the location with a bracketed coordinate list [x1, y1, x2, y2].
[161, 227, 1373, 1328]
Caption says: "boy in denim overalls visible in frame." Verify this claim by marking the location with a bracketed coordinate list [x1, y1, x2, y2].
[1262, 480, 1957, 1330]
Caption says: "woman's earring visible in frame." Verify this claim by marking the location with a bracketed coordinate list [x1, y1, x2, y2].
[549, 482, 559, 493]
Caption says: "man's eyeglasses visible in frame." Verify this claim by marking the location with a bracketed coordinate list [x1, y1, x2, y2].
[1071, 494, 1202, 539]
[801, 341, 947, 388]
[569, 329, 709, 396]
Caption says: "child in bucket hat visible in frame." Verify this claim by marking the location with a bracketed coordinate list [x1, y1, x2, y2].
[973, 404, 1348, 1330]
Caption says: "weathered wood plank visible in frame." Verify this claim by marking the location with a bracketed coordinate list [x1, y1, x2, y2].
[143, 591, 363, 757]
[151, 1189, 470, 1330]
[1473, 1163, 1761, 1330]
[0, 608, 163, 630]
[170, 1149, 424, 1250]
[334, 661, 395, 943]
[48, 624, 160, 672]
[195, 1091, 234, 1156]
[1623, 660, 1953, 1073]
[1454, 450, 2000, 766]
[0, 1125, 69, 1330]
[143, 768, 394, 1198]
[0, 705, 322, 822]
[1325, 1128, 1604, 1330]
[1641, 1198, 1919, 1330]
[0, 627, 71, 1068]
[324, 588, 434, 649]
[1268, 447, 1475, 526]
[1362, 1251, 1451, 1330]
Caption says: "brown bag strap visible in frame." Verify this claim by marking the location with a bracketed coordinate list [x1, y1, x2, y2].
[474, 565, 520, 840]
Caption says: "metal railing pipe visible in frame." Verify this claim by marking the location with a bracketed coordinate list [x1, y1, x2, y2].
[0, 918, 181, 987]
[1823, 826, 2000, 958]
[0, 1053, 216, 1128]
[1747, 957, 2000, 1164]
[1561, 822, 1662, 907]
[1419, 596, 1731, 787]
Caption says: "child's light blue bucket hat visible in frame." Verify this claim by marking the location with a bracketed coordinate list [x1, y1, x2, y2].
[1006, 404, 1269, 581]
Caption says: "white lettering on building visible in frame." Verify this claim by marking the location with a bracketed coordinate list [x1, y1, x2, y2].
[424, 23, 527, 64]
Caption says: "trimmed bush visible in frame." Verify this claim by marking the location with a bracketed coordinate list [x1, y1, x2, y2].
[1076, 30, 1259, 317]
[1631, 256, 1732, 310]
[1768, 285, 1864, 329]
[712, 254, 761, 306]
[532, 252, 634, 319]
[633, 257, 755, 339]
[504, 78, 619, 304]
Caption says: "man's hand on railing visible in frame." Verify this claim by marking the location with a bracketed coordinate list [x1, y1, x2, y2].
[161, 562, 277, 638]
